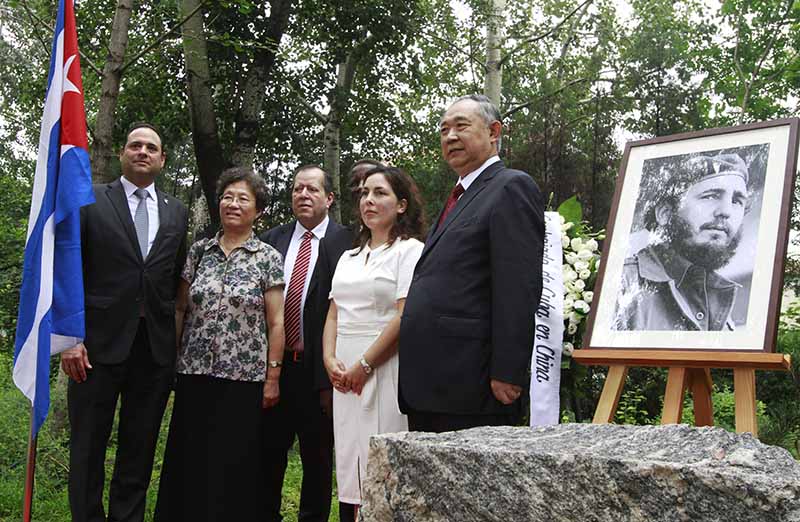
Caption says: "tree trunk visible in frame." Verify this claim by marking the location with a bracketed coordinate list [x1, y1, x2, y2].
[231, 0, 294, 167]
[89, 0, 133, 182]
[483, 0, 505, 107]
[322, 55, 356, 223]
[181, 0, 226, 230]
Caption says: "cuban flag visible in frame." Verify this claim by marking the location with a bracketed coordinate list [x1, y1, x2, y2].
[13, 0, 94, 436]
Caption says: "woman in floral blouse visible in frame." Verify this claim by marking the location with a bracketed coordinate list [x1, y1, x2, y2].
[155, 167, 285, 521]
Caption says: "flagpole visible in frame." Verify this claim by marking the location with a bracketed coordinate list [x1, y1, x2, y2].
[22, 406, 37, 522]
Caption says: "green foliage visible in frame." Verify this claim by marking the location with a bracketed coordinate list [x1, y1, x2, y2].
[614, 389, 657, 425]
[557, 195, 582, 227]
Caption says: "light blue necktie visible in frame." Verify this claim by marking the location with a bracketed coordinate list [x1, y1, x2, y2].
[134, 188, 149, 258]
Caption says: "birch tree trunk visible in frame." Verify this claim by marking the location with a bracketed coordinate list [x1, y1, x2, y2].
[181, 0, 226, 230]
[231, 0, 294, 167]
[90, 0, 133, 182]
[322, 55, 356, 223]
[483, 0, 505, 107]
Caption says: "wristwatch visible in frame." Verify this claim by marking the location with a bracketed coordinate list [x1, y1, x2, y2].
[359, 357, 373, 375]
[267, 360, 282, 368]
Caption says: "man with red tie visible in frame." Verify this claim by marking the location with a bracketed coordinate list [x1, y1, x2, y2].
[260, 165, 352, 522]
[398, 94, 545, 432]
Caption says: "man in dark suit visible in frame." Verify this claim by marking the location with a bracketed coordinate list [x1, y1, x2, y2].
[398, 94, 545, 433]
[260, 165, 352, 522]
[60, 122, 188, 522]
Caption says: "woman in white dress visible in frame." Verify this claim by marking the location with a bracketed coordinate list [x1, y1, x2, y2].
[323, 165, 425, 519]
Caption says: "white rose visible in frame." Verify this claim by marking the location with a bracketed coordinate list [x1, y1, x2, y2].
[562, 235, 570, 249]
[579, 269, 591, 280]
[567, 323, 578, 335]
[568, 292, 581, 302]
[558, 214, 566, 224]
[563, 342, 574, 356]
[583, 291, 594, 303]
[563, 267, 577, 282]
[595, 258, 601, 271]
[577, 249, 594, 261]
[573, 279, 586, 291]
[574, 260, 589, 272]
[565, 252, 579, 265]
[584, 238, 598, 252]
[563, 297, 574, 312]
[568, 311, 581, 324]
[570, 237, 583, 251]
[574, 300, 590, 313]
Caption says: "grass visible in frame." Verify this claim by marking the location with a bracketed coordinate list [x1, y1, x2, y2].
[0, 355, 341, 522]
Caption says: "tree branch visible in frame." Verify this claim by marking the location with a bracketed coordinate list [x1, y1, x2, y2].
[283, 76, 327, 124]
[500, 0, 593, 66]
[502, 77, 614, 119]
[120, 0, 207, 74]
[19, 0, 103, 77]
[417, 30, 486, 69]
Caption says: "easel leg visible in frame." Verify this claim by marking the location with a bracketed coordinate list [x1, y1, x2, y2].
[593, 365, 628, 424]
[688, 368, 714, 427]
[661, 367, 688, 424]
[734, 368, 758, 436]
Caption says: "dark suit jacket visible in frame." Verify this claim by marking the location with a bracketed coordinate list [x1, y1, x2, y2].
[81, 179, 188, 366]
[399, 160, 545, 416]
[259, 219, 352, 391]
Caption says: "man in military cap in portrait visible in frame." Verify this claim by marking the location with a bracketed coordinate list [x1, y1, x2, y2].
[614, 152, 751, 331]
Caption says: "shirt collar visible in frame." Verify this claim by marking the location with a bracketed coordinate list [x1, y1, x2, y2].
[206, 230, 262, 253]
[458, 155, 501, 193]
[294, 215, 329, 240]
[120, 175, 156, 201]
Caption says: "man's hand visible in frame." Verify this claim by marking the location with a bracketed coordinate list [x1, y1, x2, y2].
[491, 379, 522, 405]
[61, 343, 92, 383]
[262, 378, 280, 409]
[320, 388, 333, 418]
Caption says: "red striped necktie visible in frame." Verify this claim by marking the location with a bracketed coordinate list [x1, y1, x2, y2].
[284, 230, 314, 351]
[438, 183, 465, 226]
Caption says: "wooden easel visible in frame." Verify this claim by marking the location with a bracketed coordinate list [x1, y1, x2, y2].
[572, 349, 792, 436]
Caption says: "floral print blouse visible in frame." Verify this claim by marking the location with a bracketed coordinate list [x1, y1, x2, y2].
[176, 232, 284, 382]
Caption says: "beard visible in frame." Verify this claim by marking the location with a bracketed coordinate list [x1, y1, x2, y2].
[665, 214, 742, 271]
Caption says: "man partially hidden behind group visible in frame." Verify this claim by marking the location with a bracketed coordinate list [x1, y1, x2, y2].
[260, 165, 352, 522]
[398, 94, 545, 432]
[614, 153, 750, 331]
[61, 123, 188, 522]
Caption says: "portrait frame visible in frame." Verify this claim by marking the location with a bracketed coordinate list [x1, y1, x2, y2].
[583, 118, 800, 354]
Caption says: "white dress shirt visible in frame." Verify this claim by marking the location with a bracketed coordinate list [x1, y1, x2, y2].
[283, 215, 329, 349]
[455, 155, 501, 196]
[120, 175, 159, 256]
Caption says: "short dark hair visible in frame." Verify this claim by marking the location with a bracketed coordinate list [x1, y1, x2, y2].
[347, 159, 384, 206]
[294, 164, 333, 194]
[124, 121, 165, 152]
[353, 166, 426, 253]
[216, 166, 269, 211]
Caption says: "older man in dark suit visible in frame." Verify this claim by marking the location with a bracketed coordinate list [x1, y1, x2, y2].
[399, 94, 545, 433]
[61, 122, 188, 522]
[260, 165, 352, 522]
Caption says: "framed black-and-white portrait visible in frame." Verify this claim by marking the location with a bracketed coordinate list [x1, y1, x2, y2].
[585, 118, 800, 352]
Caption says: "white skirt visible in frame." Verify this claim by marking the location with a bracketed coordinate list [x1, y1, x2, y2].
[333, 321, 408, 504]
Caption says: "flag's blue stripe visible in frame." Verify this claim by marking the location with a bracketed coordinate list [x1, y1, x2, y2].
[33, 311, 52, 434]
[55, 147, 93, 224]
[14, 121, 61, 367]
[46, 0, 66, 93]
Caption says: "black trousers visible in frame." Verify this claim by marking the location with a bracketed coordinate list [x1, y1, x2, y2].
[67, 320, 173, 522]
[407, 410, 517, 433]
[263, 354, 334, 522]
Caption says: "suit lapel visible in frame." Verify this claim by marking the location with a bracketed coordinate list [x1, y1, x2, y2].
[307, 219, 337, 298]
[105, 180, 143, 263]
[276, 222, 294, 258]
[420, 161, 501, 260]
[146, 189, 171, 262]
